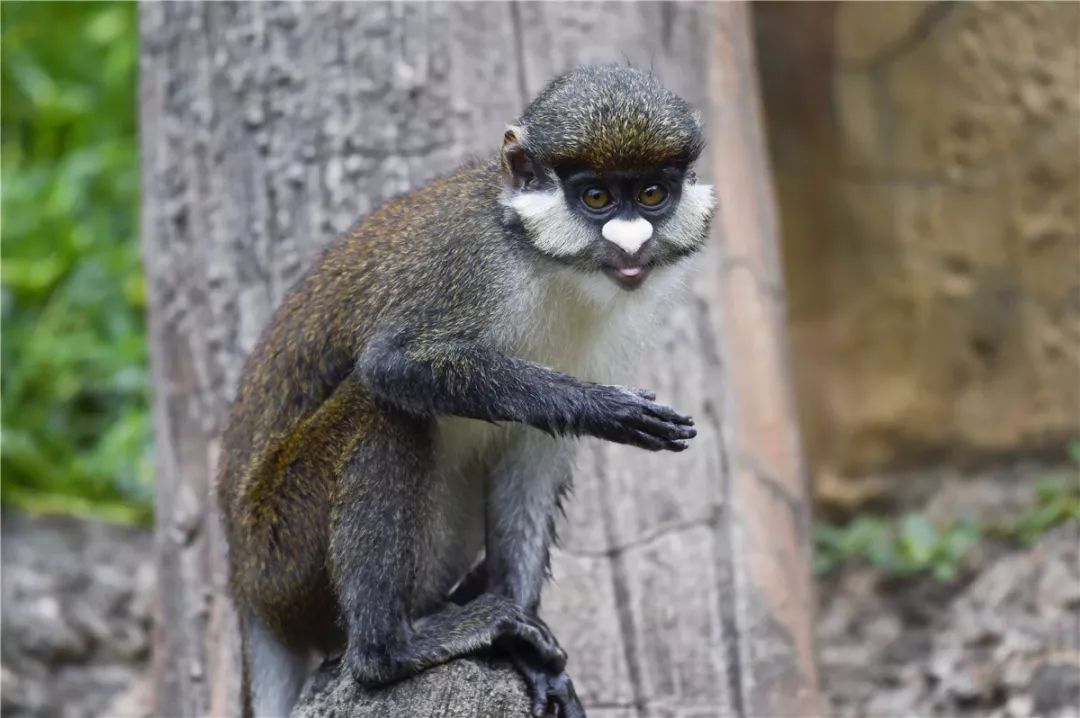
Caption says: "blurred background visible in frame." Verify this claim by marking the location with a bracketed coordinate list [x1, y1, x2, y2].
[2, 2, 150, 523]
[1, 3, 1077, 718]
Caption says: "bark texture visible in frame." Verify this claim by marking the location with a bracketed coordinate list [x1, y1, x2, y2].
[139, 3, 819, 716]
[291, 659, 531, 718]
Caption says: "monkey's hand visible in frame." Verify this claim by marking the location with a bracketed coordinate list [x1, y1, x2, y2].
[580, 385, 696, 451]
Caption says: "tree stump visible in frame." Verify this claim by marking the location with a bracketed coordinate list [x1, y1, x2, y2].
[292, 659, 530, 718]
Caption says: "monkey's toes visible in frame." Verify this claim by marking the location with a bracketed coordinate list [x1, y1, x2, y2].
[513, 658, 586, 718]
[501, 615, 567, 673]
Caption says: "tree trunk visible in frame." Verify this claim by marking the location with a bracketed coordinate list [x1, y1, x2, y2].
[139, 3, 820, 716]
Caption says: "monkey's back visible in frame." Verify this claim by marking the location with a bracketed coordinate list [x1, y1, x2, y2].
[216, 159, 515, 646]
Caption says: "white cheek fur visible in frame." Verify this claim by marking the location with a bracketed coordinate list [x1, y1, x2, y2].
[502, 184, 594, 258]
[658, 182, 715, 249]
[503, 178, 715, 258]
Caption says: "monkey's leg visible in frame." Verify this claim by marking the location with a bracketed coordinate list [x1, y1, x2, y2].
[346, 592, 568, 687]
[227, 378, 370, 716]
[330, 413, 567, 688]
[378, 592, 567, 673]
[487, 432, 585, 718]
[447, 561, 487, 605]
[487, 433, 571, 613]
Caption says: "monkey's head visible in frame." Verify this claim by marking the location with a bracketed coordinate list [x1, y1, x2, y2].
[500, 64, 715, 292]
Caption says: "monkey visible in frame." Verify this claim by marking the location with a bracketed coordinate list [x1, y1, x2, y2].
[216, 64, 715, 718]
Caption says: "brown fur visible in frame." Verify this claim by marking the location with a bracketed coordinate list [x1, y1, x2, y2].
[217, 160, 510, 650]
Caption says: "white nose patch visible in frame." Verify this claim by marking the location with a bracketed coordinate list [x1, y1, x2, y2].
[601, 217, 654, 255]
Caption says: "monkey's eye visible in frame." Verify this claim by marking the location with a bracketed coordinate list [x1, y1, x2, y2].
[637, 184, 668, 208]
[581, 187, 613, 210]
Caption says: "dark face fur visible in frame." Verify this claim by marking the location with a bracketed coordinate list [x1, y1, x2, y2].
[500, 65, 715, 290]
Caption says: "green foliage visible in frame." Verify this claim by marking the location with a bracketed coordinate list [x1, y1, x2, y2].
[1, 2, 151, 523]
[815, 444, 1080, 582]
[992, 444, 1080, 546]
[814, 514, 982, 582]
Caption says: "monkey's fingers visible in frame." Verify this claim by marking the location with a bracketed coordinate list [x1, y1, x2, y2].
[630, 414, 697, 442]
[501, 618, 567, 673]
[628, 430, 689, 452]
[640, 400, 695, 426]
[612, 386, 695, 427]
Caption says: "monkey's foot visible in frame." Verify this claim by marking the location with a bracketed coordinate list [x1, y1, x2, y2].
[510, 651, 586, 718]
[346, 595, 567, 687]
[499, 611, 567, 674]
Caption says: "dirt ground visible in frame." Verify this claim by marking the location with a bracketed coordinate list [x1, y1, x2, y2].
[1, 462, 1077, 718]
[818, 462, 1080, 718]
[818, 523, 1079, 718]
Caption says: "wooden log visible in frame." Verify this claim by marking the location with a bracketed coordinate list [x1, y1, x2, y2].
[291, 659, 531, 718]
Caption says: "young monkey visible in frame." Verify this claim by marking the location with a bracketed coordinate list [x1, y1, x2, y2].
[217, 64, 715, 718]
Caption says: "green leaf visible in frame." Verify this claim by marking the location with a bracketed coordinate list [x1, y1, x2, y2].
[899, 513, 938, 567]
[1067, 440, 1080, 467]
[1035, 476, 1060, 504]
[944, 519, 982, 559]
[932, 562, 956, 582]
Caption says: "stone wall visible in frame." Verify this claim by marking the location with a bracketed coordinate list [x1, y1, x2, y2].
[754, 2, 1079, 503]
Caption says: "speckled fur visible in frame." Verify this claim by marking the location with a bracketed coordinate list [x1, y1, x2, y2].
[515, 64, 705, 172]
[217, 64, 713, 718]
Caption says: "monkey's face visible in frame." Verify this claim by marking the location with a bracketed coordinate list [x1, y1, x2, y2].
[558, 166, 714, 289]
[503, 162, 714, 292]
[500, 65, 715, 292]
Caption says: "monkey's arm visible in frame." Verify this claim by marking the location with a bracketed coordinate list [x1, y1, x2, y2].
[357, 334, 695, 451]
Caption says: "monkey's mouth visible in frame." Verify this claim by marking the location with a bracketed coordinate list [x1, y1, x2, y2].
[602, 263, 652, 289]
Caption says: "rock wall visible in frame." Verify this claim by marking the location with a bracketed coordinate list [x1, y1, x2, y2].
[754, 2, 1079, 501]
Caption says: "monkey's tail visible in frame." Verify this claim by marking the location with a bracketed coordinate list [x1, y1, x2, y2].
[240, 611, 311, 718]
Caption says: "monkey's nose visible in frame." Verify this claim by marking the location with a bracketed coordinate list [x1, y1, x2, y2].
[601, 217, 653, 256]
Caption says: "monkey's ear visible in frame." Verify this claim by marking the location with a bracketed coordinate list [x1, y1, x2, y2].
[501, 126, 537, 191]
